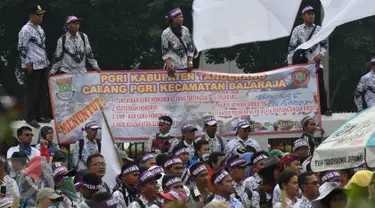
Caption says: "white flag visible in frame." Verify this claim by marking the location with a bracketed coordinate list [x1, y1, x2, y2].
[101, 117, 121, 189]
[192, 0, 302, 52]
[298, 0, 375, 50]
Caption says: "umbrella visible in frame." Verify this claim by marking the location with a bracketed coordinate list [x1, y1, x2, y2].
[298, 0, 375, 51]
[192, 0, 302, 52]
[311, 106, 375, 172]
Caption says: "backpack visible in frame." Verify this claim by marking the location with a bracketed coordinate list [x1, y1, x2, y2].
[76, 139, 101, 168]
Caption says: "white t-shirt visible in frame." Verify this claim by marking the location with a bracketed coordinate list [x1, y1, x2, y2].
[6, 145, 40, 160]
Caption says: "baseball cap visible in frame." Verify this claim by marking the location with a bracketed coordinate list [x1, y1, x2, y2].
[302, 6, 315, 14]
[52, 163, 76, 179]
[204, 116, 217, 126]
[345, 170, 375, 190]
[293, 139, 309, 152]
[118, 150, 134, 162]
[36, 188, 63, 202]
[312, 182, 345, 207]
[29, 4, 46, 15]
[226, 155, 249, 169]
[159, 189, 187, 202]
[66, 16, 83, 24]
[83, 120, 101, 130]
[237, 120, 250, 129]
[279, 153, 299, 170]
[181, 124, 198, 133]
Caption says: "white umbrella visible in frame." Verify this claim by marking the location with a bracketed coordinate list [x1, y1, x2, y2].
[311, 106, 375, 172]
[192, 0, 302, 52]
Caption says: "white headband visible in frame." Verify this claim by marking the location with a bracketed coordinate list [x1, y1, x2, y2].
[175, 148, 189, 156]
[192, 165, 207, 176]
[82, 183, 102, 190]
[165, 177, 182, 187]
[253, 155, 268, 165]
[159, 119, 171, 125]
[122, 165, 139, 175]
[214, 171, 229, 184]
[142, 154, 155, 162]
[164, 158, 182, 168]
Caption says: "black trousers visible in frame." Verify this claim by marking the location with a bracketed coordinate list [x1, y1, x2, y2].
[25, 68, 52, 121]
[317, 68, 329, 111]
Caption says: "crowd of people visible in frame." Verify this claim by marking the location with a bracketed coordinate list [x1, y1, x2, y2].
[1, 114, 375, 208]
[5, 2, 375, 208]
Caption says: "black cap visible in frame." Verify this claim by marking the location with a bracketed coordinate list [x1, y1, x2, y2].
[29, 4, 46, 15]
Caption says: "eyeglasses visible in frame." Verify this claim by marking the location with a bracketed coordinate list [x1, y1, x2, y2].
[91, 162, 106, 167]
[23, 133, 34, 137]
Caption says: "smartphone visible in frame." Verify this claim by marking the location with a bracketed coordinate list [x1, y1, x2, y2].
[0, 186, 6, 195]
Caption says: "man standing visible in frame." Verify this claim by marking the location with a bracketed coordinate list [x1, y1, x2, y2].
[287, 6, 332, 116]
[86, 153, 111, 192]
[355, 57, 375, 111]
[293, 172, 320, 208]
[50, 16, 100, 74]
[196, 116, 227, 153]
[72, 120, 101, 171]
[18, 4, 51, 128]
[225, 120, 261, 157]
[170, 124, 198, 160]
[145, 116, 177, 154]
[7, 126, 40, 160]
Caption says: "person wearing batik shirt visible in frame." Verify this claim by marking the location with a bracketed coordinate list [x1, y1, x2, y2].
[112, 162, 140, 207]
[170, 124, 198, 160]
[273, 171, 299, 208]
[72, 120, 101, 171]
[128, 167, 162, 208]
[258, 156, 281, 206]
[293, 172, 319, 208]
[161, 7, 194, 77]
[50, 15, 100, 74]
[287, 6, 332, 116]
[210, 170, 244, 208]
[225, 120, 261, 157]
[18, 4, 51, 128]
[52, 163, 78, 208]
[75, 172, 102, 208]
[162, 157, 191, 198]
[35, 126, 60, 151]
[225, 155, 259, 208]
[272, 154, 301, 206]
[187, 162, 211, 208]
[145, 116, 177, 154]
[354, 57, 375, 111]
[9, 152, 27, 184]
[86, 153, 111, 193]
[172, 144, 190, 168]
[196, 116, 227, 153]
[139, 154, 157, 169]
[300, 116, 319, 156]
[244, 151, 268, 191]
[7, 126, 40, 160]
[159, 190, 188, 208]
[0, 157, 20, 208]
[321, 171, 341, 185]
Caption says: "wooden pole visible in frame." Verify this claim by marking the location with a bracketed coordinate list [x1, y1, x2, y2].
[100, 106, 123, 167]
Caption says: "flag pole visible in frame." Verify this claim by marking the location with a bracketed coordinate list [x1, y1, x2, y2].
[100, 106, 123, 167]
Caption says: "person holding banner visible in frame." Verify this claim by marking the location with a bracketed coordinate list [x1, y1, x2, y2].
[161, 7, 194, 77]
[145, 116, 177, 155]
[50, 15, 101, 75]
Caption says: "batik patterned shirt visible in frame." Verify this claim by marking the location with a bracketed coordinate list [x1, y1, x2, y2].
[234, 181, 259, 208]
[72, 137, 99, 171]
[211, 194, 244, 208]
[225, 137, 261, 157]
[354, 70, 375, 111]
[0, 175, 20, 208]
[161, 26, 194, 69]
[273, 198, 296, 208]
[18, 21, 49, 69]
[196, 133, 227, 153]
[244, 173, 262, 191]
[293, 195, 312, 208]
[50, 32, 99, 74]
[287, 24, 327, 68]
